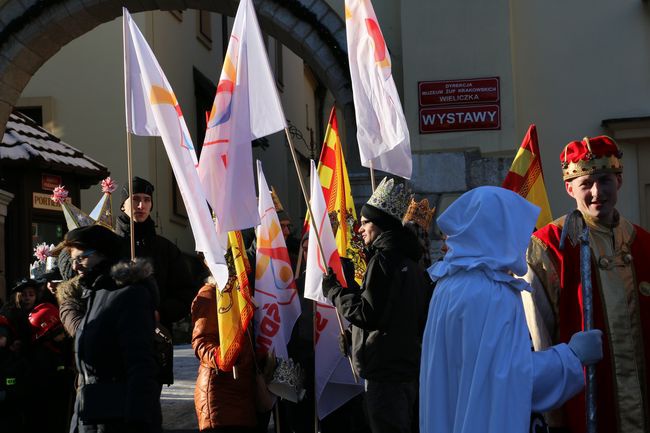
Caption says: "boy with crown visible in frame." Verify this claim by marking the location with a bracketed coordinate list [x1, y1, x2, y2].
[321, 178, 430, 433]
[525, 135, 650, 433]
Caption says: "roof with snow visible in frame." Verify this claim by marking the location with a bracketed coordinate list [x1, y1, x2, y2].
[1, 111, 109, 179]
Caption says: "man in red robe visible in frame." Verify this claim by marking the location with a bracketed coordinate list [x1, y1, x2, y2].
[524, 135, 650, 433]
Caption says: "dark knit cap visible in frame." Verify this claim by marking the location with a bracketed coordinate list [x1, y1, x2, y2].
[361, 204, 403, 232]
[64, 225, 123, 260]
[121, 176, 155, 206]
[57, 247, 76, 281]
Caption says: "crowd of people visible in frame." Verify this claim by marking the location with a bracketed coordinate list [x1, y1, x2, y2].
[1, 134, 648, 433]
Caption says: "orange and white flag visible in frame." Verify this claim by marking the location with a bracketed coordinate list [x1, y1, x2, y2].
[346, 0, 412, 179]
[304, 160, 363, 418]
[198, 0, 286, 233]
[253, 161, 301, 359]
[123, 8, 228, 289]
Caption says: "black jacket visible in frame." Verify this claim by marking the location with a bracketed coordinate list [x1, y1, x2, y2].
[72, 259, 161, 433]
[324, 229, 430, 382]
[116, 215, 195, 328]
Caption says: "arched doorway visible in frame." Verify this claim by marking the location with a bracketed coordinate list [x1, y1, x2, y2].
[0, 0, 360, 297]
[0, 0, 356, 148]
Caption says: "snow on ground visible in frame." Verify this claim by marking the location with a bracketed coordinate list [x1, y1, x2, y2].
[162, 344, 199, 432]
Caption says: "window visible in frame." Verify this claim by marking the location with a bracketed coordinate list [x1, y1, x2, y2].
[197, 10, 212, 49]
[16, 96, 54, 131]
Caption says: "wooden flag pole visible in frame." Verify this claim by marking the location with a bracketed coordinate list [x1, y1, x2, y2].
[313, 299, 319, 433]
[123, 12, 135, 261]
[284, 127, 360, 383]
[126, 133, 136, 261]
[369, 160, 377, 192]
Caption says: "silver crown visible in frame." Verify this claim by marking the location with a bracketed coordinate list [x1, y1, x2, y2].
[367, 177, 412, 221]
[267, 358, 305, 403]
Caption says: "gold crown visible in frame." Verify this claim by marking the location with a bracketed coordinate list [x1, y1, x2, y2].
[403, 198, 435, 230]
[561, 136, 623, 181]
[270, 186, 285, 212]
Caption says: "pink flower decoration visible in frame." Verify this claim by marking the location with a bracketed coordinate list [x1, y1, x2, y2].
[101, 177, 117, 194]
[34, 243, 53, 262]
[51, 186, 69, 204]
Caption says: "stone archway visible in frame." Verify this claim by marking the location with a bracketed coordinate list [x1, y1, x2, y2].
[0, 0, 357, 152]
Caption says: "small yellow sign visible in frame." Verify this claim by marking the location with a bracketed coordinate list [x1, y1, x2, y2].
[32, 192, 70, 211]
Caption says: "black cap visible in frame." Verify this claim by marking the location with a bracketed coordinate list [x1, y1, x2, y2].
[121, 176, 155, 205]
[361, 204, 402, 232]
[64, 225, 123, 260]
[10, 278, 43, 294]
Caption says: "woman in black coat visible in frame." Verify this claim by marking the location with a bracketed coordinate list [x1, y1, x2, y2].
[64, 225, 161, 433]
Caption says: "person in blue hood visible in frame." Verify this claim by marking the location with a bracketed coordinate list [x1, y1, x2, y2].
[420, 186, 603, 433]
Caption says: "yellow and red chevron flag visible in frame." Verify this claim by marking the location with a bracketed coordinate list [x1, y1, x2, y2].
[305, 107, 366, 282]
[216, 231, 255, 371]
[502, 124, 553, 229]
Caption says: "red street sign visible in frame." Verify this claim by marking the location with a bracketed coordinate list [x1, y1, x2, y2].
[419, 104, 500, 134]
[41, 174, 62, 191]
[419, 77, 499, 107]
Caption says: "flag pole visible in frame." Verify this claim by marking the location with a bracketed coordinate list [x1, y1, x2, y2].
[284, 127, 360, 383]
[369, 160, 376, 192]
[313, 300, 319, 433]
[122, 10, 135, 261]
[125, 133, 136, 261]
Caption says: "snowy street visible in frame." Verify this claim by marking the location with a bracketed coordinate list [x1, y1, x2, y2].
[162, 344, 199, 433]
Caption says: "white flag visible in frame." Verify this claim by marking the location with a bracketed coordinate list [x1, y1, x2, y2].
[304, 160, 363, 418]
[346, 0, 412, 179]
[253, 160, 301, 359]
[198, 0, 286, 233]
[122, 8, 229, 289]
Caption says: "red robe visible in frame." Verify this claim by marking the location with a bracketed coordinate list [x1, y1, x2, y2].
[528, 213, 650, 433]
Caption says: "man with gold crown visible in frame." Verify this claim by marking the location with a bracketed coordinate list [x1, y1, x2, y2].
[321, 178, 430, 433]
[525, 135, 650, 433]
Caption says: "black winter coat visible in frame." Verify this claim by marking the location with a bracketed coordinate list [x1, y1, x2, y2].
[71, 259, 161, 433]
[324, 229, 430, 382]
[116, 215, 194, 329]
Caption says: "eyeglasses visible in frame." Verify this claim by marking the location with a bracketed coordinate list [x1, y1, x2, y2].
[72, 249, 97, 265]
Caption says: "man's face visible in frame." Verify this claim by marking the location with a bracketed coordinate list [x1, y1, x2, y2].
[122, 193, 152, 223]
[280, 219, 292, 240]
[70, 247, 105, 277]
[358, 217, 382, 246]
[566, 173, 622, 224]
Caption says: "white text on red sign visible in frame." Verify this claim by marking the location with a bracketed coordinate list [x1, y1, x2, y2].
[419, 105, 501, 134]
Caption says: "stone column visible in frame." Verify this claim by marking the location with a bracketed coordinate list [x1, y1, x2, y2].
[0, 189, 14, 302]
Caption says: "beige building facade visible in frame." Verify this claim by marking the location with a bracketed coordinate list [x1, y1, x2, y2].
[1, 0, 650, 294]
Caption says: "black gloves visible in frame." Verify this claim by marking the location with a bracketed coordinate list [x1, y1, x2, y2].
[338, 329, 352, 357]
[321, 267, 340, 298]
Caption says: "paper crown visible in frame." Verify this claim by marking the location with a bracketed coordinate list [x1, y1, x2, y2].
[267, 358, 305, 403]
[270, 186, 285, 212]
[51, 177, 117, 231]
[29, 243, 57, 280]
[367, 177, 412, 221]
[403, 198, 436, 230]
[561, 135, 623, 181]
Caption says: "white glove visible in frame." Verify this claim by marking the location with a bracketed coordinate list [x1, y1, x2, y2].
[568, 330, 603, 365]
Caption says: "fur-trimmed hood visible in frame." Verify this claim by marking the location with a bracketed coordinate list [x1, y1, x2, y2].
[55, 274, 83, 305]
[110, 257, 154, 287]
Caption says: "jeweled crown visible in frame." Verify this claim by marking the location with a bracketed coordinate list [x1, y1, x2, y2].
[403, 198, 435, 230]
[367, 177, 412, 221]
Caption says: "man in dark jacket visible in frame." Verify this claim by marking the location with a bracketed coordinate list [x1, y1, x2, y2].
[116, 176, 195, 330]
[322, 178, 429, 433]
[65, 225, 161, 433]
